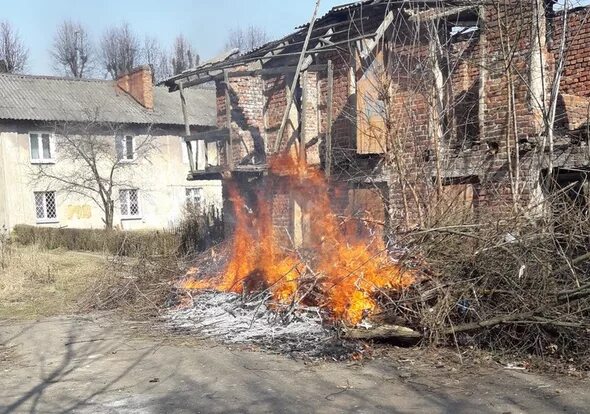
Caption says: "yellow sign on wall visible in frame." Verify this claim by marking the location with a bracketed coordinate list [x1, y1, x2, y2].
[66, 204, 92, 220]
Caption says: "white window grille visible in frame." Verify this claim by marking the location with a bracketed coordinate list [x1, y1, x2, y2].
[185, 187, 203, 207]
[116, 135, 135, 161]
[120, 189, 141, 218]
[34, 191, 57, 222]
[29, 132, 55, 163]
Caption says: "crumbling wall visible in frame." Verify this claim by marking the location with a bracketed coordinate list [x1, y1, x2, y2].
[217, 2, 585, 240]
[216, 75, 266, 165]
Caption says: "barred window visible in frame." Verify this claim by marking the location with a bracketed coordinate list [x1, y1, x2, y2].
[30, 133, 55, 163]
[185, 187, 203, 207]
[120, 189, 140, 218]
[116, 135, 135, 161]
[34, 191, 57, 222]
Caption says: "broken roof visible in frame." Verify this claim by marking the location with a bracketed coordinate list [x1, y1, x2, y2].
[0, 73, 216, 126]
[161, 0, 480, 90]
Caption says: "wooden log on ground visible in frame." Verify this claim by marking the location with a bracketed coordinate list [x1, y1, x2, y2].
[343, 324, 421, 344]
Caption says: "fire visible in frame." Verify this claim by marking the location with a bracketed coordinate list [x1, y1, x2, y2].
[183, 153, 414, 325]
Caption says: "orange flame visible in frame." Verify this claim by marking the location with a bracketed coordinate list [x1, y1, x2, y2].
[183, 153, 414, 325]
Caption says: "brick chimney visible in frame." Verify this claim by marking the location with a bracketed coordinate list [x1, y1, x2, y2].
[116, 65, 154, 110]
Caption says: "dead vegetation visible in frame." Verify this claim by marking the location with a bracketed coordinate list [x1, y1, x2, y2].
[378, 186, 590, 371]
[78, 250, 180, 319]
[0, 244, 109, 319]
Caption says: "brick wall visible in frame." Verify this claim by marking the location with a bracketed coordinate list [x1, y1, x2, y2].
[553, 6, 590, 97]
[218, 2, 590, 239]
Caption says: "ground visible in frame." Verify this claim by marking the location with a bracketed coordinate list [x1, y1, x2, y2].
[1, 313, 589, 414]
[1, 247, 589, 413]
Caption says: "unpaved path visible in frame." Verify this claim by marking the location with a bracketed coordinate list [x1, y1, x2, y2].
[0, 313, 588, 413]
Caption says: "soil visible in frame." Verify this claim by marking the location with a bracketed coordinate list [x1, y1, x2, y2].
[1, 312, 588, 413]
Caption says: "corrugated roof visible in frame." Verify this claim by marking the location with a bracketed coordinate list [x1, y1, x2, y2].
[0, 73, 216, 126]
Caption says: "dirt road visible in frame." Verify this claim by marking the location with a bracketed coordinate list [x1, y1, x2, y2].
[0, 313, 588, 413]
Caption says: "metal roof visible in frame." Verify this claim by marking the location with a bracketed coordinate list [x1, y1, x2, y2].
[0, 73, 216, 126]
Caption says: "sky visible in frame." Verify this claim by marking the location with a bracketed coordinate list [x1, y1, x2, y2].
[5, 0, 344, 77]
[7, 0, 590, 77]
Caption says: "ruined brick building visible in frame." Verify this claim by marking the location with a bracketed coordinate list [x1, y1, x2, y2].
[163, 0, 590, 246]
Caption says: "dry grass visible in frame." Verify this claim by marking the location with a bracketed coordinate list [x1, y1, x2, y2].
[0, 245, 110, 319]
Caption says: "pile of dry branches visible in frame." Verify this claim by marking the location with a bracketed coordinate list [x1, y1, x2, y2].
[385, 191, 590, 369]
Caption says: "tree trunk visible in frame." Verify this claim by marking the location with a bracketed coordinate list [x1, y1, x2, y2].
[104, 200, 114, 230]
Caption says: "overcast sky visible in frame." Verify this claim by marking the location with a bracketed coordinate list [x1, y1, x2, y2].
[6, 0, 590, 77]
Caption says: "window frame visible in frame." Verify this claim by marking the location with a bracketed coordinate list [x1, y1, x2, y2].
[116, 134, 136, 162]
[34, 191, 58, 223]
[185, 187, 203, 208]
[29, 132, 56, 164]
[119, 188, 141, 220]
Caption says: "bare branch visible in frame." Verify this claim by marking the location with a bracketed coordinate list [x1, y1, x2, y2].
[0, 21, 28, 73]
[51, 20, 94, 78]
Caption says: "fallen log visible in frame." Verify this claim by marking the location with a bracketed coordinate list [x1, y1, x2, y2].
[343, 324, 422, 343]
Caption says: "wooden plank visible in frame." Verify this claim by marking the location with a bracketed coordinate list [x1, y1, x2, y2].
[187, 168, 224, 181]
[233, 164, 268, 172]
[407, 5, 477, 22]
[228, 64, 328, 78]
[272, 0, 320, 154]
[224, 70, 234, 170]
[342, 324, 421, 343]
[326, 60, 333, 177]
[360, 10, 394, 59]
[178, 82, 195, 173]
[300, 70, 308, 165]
[184, 128, 229, 143]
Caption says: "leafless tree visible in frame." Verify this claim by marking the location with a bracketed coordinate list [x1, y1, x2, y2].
[142, 36, 171, 83]
[31, 110, 158, 229]
[171, 35, 199, 75]
[225, 25, 269, 53]
[0, 21, 28, 73]
[100, 23, 140, 79]
[51, 20, 94, 78]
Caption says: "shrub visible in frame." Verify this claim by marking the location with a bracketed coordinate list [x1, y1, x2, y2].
[12, 205, 225, 258]
[13, 225, 178, 257]
[176, 204, 224, 255]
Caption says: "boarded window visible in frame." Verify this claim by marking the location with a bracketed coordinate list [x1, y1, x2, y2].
[357, 47, 387, 154]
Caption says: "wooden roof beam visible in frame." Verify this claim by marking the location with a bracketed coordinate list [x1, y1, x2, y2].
[406, 5, 478, 23]
[360, 10, 394, 59]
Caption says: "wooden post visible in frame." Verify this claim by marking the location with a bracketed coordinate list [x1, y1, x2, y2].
[326, 60, 333, 177]
[179, 81, 196, 173]
[477, 5, 486, 144]
[273, 0, 322, 153]
[300, 70, 308, 165]
[224, 70, 234, 170]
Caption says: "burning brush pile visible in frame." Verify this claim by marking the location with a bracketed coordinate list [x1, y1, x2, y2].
[167, 154, 416, 358]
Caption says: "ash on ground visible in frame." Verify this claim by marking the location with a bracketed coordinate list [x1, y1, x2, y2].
[166, 291, 362, 359]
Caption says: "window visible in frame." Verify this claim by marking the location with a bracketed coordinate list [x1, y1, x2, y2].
[186, 187, 203, 207]
[120, 189, 140, 218]
[116, 135, 135, 161]
[34, 191, 57, 222]
[30, 133, 55, 163]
